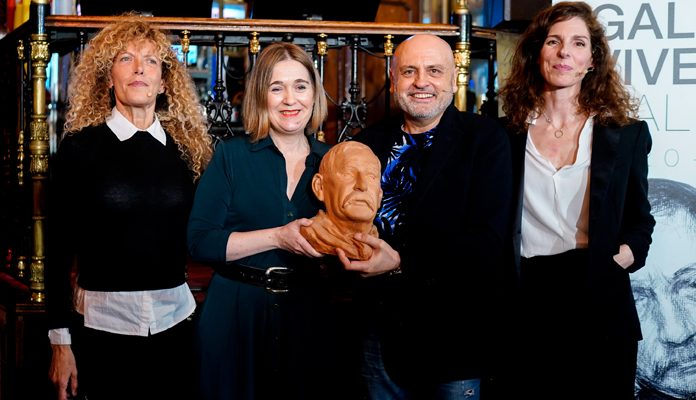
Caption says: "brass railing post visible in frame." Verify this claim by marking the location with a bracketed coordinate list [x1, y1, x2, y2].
[180, 29, 190, 69]
[316, 33, 328, 142]
[248, 32, 260, 68]
[452, 0, 471, 112]
[383, 34, 394, 116]
[28, 0, 50, 302]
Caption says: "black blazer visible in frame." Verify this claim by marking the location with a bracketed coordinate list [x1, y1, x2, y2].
[354, 105, 514, 384]
[507, 118, 655, 340]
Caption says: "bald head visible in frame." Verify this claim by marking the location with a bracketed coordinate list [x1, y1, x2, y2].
[319, 141, 377, 176]
[393, 34, 456, 71]
[391, 34, 457, 129]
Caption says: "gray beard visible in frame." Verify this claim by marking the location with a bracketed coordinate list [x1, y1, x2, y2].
[394, 93, 452, 121]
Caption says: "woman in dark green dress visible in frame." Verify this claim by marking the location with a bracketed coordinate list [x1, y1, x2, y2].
[188, 42, 360, 400]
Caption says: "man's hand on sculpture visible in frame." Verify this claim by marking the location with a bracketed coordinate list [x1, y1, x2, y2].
[337, 233, 401, 278]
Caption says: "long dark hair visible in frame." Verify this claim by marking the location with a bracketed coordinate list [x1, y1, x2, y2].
[499, 1, 638, 132]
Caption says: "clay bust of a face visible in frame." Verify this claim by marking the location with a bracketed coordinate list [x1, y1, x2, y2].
[313, 141, 383, 229]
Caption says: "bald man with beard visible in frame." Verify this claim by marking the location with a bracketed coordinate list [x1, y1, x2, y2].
[343, 34, 514, 399]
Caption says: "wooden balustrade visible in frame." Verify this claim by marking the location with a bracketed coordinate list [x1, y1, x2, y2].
[0, 3, 500, 397]
[1, 2, 497, 299]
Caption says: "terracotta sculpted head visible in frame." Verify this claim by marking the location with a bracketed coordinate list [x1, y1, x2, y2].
[314, 141, 382, 226]
[301, 141, 383, 260]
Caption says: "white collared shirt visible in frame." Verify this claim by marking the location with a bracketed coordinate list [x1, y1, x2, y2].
[48, 108, 194, 345]
[106, 107, 167, 145]
[520, 115, 593, 258]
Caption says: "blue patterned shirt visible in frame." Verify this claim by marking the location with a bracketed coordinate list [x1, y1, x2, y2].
[374, 127, 436, 243]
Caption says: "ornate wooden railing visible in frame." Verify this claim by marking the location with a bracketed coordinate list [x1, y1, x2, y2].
[0, 0, 498, 302]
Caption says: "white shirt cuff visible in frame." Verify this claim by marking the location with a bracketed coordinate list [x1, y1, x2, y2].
[48, 328, 72, 345]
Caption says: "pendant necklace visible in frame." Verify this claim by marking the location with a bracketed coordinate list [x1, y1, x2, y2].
[542, 112, 564, 139]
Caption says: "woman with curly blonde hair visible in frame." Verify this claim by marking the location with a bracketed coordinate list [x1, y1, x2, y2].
[47, 16, 212, 400]
[63, 15, 212, 178]
[498, 2, 655, 399]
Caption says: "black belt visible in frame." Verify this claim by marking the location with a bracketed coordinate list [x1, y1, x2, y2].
[216, 263, 300, 293]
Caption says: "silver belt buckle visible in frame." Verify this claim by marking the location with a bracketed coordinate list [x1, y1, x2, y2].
[265, 266, 292, 293]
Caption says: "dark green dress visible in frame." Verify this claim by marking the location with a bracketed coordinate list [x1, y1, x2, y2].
[188, 135, 360, 400]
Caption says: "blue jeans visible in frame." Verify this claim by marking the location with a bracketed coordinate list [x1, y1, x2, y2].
[362, 333, 481, 400]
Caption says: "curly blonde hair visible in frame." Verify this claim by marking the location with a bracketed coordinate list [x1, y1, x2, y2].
[242, 41, 327, 142]
[63, 15, 212, 179]
[499, 1, 639, 132]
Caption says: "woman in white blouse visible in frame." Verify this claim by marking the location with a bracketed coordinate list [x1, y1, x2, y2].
[498, 2, 655, 399]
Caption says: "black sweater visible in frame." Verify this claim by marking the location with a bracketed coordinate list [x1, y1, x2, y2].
[47, 124, 194, 328]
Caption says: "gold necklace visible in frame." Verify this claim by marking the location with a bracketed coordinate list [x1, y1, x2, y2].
[542, 112, 564, 139]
